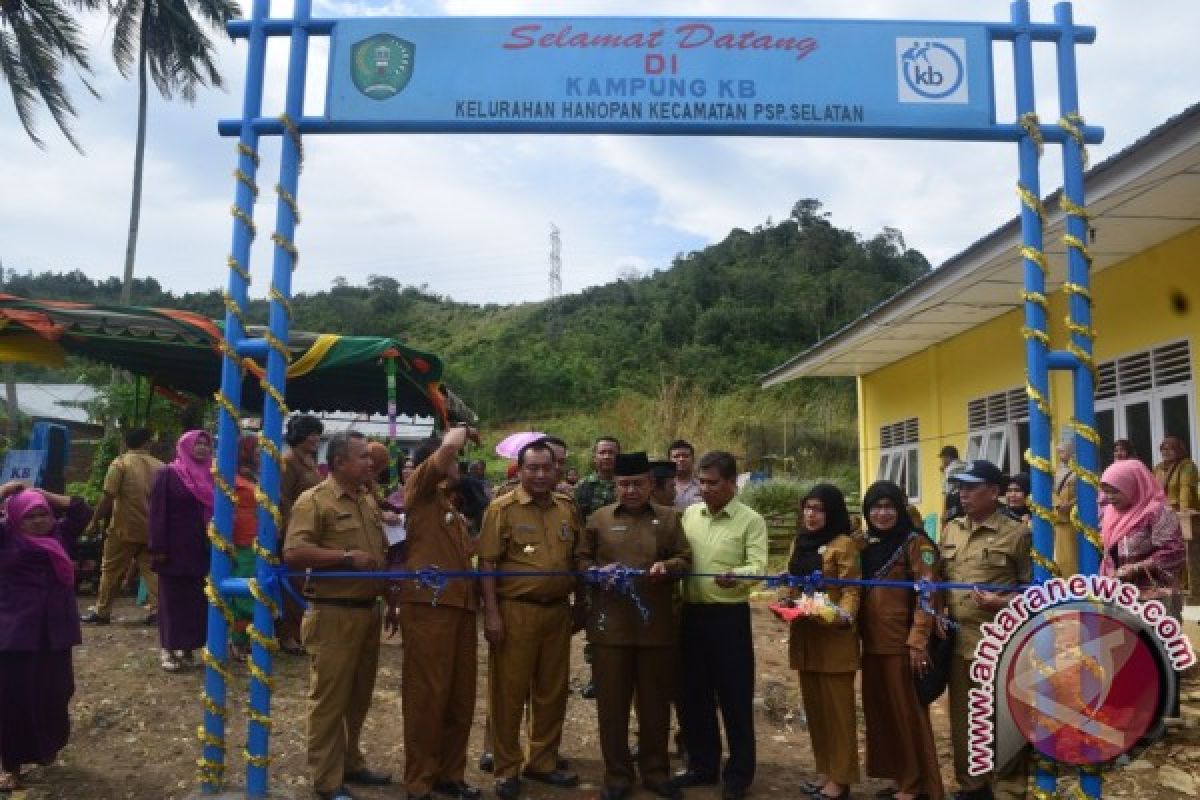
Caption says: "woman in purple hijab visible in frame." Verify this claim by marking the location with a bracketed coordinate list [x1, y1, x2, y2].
[149, 430, 214, 672]
[0, 481, 92, 792]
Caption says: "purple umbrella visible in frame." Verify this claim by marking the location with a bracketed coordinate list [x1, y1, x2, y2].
[495, 431, 548, 459]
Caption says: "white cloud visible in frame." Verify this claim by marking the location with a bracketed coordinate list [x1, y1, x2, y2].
[1, 1, 1197, 305]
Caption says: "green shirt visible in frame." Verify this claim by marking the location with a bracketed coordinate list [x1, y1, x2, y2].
[681, 499, 769, 604]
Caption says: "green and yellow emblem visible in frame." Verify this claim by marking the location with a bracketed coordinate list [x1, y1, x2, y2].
[351, 34, 415, 101]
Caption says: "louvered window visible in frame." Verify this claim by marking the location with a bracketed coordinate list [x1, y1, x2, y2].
[878, 418, 920, 501]
[1094, 340, 1195, 471]
[965, 387, 1030, 477]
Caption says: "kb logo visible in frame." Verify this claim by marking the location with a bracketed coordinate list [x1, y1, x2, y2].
[897, 38, 968, 104]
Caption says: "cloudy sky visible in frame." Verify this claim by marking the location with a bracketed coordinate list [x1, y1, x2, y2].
[1, 1, 1198, 305]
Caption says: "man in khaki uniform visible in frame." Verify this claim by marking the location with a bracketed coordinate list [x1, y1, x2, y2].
[1053, 439, 1079, 577]
[479, 439, 583, 800]
[82, 428, 162, 624]
[941, 460, 1032, 800]
[283, 432, 394, 800]
[394, 425, 482, 800]
[576, 452, 692, 800]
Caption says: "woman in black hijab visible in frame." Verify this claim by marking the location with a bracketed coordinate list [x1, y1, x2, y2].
[857, 481, 944, 800]
[1003, 473, 1032, 525]
[786, 484, 860, 800]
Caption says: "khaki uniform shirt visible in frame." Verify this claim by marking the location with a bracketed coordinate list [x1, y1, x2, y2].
[395, 458, 477, 611]
[940, 510, 1032, 658]
[788, 534, 861, 673]
[859, 533, 939, 656]
[1156, 458, 1200, 513]
[102, 450, 163, 542]
[1053, 470, 1077, 525]
[284, 477, 388, 601]
[281, 449, 323, 522]
[478, 486, 580, 602]
[575, 502, 692, 647]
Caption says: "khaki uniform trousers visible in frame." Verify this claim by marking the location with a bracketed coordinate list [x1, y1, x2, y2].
[489, 599, 571, 780]
[301, 604, 382, 793]
[948, 654, 1029, 799]
[95, 535, 158, 617]
[399, 603, 478, 795]
[798, 671, 860, 786]
[1053, 522, 1079, 578]
[594, 645, 676, 790]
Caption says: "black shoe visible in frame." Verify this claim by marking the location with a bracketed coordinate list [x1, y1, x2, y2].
[494, 778, 520, 800]
[434, 781, 482, 800]
[521, 768, 579, 788]
[645, 783, 682, 800]
[478, 752, 495, 773]
[581, 682, 597, 699]
[81, 610, 111, 625]
[601, 787, 631, 800]
[951, 791, 994, 800]
[314, 787, 356, 800]
[344, 767, 392, 786]
[666, 770, 718, 791]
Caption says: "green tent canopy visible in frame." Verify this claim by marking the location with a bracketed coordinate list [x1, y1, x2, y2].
[0, 294, 472, 422]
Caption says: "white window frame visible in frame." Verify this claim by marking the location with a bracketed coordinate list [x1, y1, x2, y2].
[878, 417, 921, 502]
[1093, 339, 1196, 468]
[1096, 381, 1196, 467]
[966, 387, 1027, 476]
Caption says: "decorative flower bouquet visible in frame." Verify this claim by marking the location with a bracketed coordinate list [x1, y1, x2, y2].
[768, 592, 849, 625]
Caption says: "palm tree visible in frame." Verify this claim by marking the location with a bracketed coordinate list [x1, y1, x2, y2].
[110, 0, 239, 305]
[0, 0, 99, 149]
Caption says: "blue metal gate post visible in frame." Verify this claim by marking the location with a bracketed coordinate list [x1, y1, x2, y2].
[1011, 2, 1059, 798]
[200, 0, 271, 791]
[242, 0, 313, 794]
[1053, 3, 1103, 798]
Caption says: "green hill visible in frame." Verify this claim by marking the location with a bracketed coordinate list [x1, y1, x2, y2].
[3, 198, 928, 477]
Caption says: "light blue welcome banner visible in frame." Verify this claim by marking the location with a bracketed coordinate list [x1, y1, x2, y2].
[326, 17, 996, 136]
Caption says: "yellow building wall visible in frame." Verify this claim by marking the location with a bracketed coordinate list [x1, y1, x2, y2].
[858, 224, 1200, 517]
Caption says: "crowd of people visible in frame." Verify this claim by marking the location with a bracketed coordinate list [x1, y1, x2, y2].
[0, 420, 1194, 799]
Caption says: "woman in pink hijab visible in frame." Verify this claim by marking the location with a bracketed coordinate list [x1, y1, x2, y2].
[149, 430, 214, 672]
[0, 482, 92, 792]
[1100, 458, 1186, 717]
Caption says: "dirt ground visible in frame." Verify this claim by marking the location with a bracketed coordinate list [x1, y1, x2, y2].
[3, 596, 1199, 800]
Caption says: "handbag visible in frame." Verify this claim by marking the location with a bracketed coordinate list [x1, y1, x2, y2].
[915, 625, 954, 705]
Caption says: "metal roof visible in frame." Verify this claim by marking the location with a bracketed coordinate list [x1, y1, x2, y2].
[3, 383, 100, 425]
[761, 102, 1200, 385]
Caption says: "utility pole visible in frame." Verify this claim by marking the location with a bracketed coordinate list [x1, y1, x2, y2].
[1, 259, 18, 441]
[549, 223, 562, 300]
[547, 223, 562, 340]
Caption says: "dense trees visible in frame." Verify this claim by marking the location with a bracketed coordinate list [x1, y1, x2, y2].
[5, 200, 929, 420]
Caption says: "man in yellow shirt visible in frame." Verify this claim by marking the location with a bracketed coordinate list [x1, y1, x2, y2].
[668, 451, 767, 800]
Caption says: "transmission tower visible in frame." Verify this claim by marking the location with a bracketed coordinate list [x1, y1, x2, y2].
[548, 223, 562, 300]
